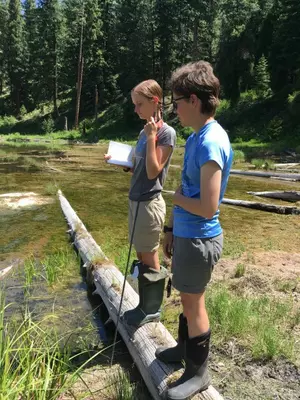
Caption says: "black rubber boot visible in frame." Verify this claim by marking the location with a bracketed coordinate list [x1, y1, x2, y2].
[166, 330, 211, 400]
[155, 313, 187, 364]
[122, 262, 168, 327]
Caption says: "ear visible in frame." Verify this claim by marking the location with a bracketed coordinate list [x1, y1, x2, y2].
[190, 94, 202, 112]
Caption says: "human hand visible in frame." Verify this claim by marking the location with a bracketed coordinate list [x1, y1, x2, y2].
[144, 117, 157, 140]
[173, 185, 182, 205]
[104, 154, 111, 162]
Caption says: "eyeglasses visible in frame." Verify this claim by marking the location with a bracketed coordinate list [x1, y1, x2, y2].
[172, 96, 189, 110]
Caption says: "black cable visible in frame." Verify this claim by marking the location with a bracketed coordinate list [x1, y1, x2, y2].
[110, 193, 141, 367]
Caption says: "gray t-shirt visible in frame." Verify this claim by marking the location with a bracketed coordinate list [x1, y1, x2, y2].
[129, 122, 176, 201]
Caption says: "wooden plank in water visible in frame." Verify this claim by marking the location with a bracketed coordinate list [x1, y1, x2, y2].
[58, 189, 224, 400]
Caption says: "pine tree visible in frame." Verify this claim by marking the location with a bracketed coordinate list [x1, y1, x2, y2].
[6, 0, 25, 115]
[254, 55, 271, 96]
[0, 0, 8, 95]
[38, 0, 63, 115]
[23, 0, 39, 109]
[270, 0, 300, 91]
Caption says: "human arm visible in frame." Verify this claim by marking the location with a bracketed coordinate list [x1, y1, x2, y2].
[173, 161, 221, 219]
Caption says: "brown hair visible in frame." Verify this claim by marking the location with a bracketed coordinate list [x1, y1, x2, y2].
[132, 79, 163, 103]
[170, 61, 220, 115]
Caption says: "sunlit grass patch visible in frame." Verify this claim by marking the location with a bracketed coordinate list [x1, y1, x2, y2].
[207, 284, 298, 361]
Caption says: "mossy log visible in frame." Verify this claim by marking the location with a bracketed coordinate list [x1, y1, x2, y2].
[58, 189, 224, 400]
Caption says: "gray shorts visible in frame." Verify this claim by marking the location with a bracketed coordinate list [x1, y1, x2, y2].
[171, 234, 223, 294]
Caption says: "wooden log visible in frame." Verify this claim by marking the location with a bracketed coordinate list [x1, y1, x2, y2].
[162, 190, 300, 215]
[274, 163, 300, 168]
[0, 265, 14, 280]
[222, 198, 300, 215]
[230, 169, 300, 181]
[58, 189, 224, 400]
[247, 191, 300, 202]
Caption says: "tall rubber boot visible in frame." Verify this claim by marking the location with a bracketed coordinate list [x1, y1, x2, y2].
[167, 330, 211, 400]
[122, 262, 168, 327]
[155, 313, 187, 364]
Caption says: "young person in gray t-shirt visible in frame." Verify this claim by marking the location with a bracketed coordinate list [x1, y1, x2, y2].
[105, 80, 176, 327]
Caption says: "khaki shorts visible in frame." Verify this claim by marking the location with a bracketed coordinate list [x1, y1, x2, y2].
[172, 234, 223, 294]
[128, 194, 166, 253]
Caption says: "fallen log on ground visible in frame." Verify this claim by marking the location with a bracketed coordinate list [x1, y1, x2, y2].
[247, 191, 300, 202]
[230, 169, 300, 181]
[162, 191, 300, 215]
[58, 190, 223, 400]
[222, 198, 300, 214]
[274, 163, 300, 169]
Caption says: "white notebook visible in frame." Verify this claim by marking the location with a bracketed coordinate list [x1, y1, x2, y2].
[106, 141, 134, 169]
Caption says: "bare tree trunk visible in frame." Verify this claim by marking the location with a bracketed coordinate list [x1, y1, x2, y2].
[75, 10, 84, 129]
[53, 40, 59, 117]
[94, 84, 98, 120]
[64, 116, 68, 131]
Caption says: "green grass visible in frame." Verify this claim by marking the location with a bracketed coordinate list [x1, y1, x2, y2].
[40, 249, 78, 287]
[206, 284, 298, 361]
[0, 291, 116, 400]
[234, 263, 246, 278]
[233, 149, 245, 164]
[24, 257, 37, 296]
[108, 368, 137, 400]
[251, 158, 276, 170]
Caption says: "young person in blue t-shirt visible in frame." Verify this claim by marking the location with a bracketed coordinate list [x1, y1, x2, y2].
[155, 61, 233, 400]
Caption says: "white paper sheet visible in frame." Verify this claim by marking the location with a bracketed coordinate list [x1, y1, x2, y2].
[106, 141, 134, 169]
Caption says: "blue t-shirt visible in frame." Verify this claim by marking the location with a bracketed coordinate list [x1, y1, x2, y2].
[173, 120, 233, 239]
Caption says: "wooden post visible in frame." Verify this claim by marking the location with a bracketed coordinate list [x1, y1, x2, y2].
[57, 190, 224, 400]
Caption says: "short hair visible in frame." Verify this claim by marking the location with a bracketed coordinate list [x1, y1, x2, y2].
[170, 61, 220, 115]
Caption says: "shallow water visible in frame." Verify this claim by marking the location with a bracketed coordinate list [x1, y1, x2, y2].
[1, 142, 299, 337]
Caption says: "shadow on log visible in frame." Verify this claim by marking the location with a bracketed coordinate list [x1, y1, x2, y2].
[57, 190, 224, 400]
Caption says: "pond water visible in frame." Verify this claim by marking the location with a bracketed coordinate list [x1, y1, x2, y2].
[0, 141, 299, 398]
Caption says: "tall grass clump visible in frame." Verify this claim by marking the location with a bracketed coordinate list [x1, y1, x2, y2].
[41, 249, 78, 286]
[24, 257, 37, 296]
[207, 284, 297, 361]
[0, 293, 74, 399]
[233, 149, 245, 164]
[108, 367, 137, 400]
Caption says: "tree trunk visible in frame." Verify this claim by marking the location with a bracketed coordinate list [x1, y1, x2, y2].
[64, 116, 68, 131]
[163, 190, 300, 214]
[75, 12, 84, 129]
[222, 198, 300, 215]
[247, 191, 300, 202]
[53, 40, 59, 117]
[58, 190, 224, 400]
[231, 169, 300, 181]
[94, 84, 98, 120]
